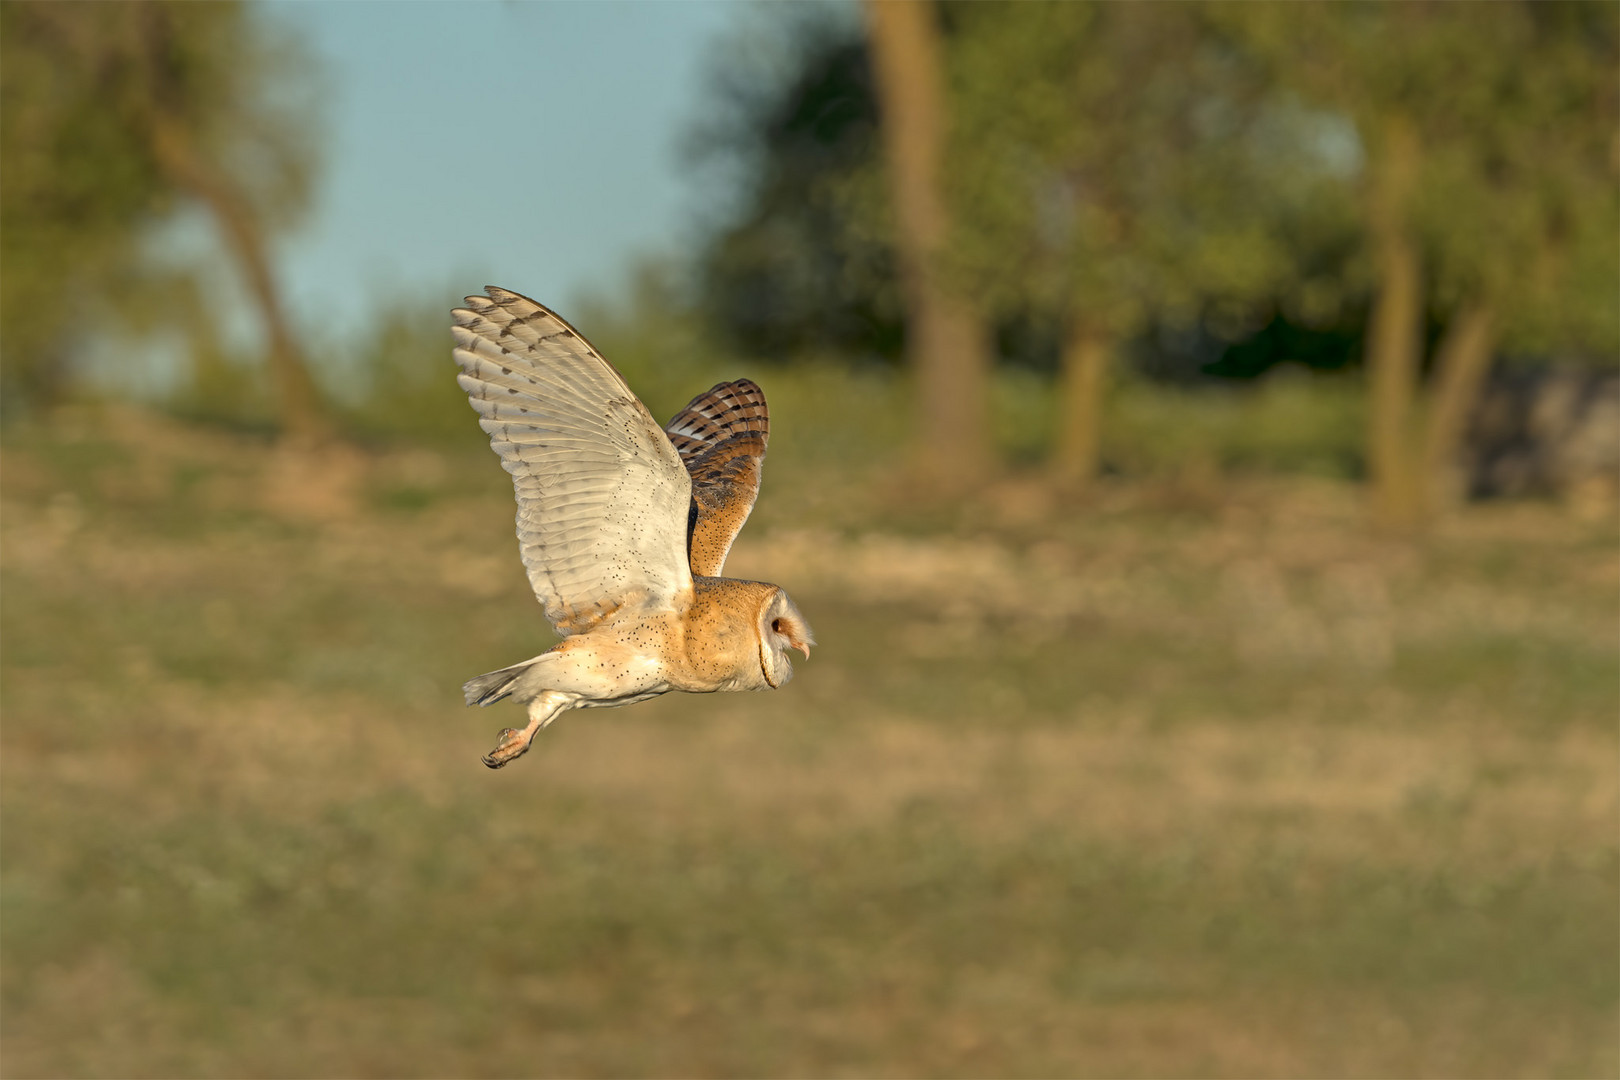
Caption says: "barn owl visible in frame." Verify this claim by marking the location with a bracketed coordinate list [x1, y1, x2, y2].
[452, 286, 814, 768]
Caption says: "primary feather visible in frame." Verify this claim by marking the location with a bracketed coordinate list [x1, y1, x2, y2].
[451, 287, 693, 636]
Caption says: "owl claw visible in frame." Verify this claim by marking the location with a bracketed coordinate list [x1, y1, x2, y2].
[482, 727, 532, 769]
[479, 691, 574, 771]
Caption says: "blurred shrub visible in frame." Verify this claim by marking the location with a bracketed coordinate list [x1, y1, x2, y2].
[291, 261, 1365, 490]
[323, 290, 478, 447]
[989, 363, 1362, 480]
[1107, 367, 1364, 480]
[165, 341, 277, 435]
[991, 368, 1059, 466]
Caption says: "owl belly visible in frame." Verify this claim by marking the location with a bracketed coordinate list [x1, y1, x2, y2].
[517, 631, 675, 707]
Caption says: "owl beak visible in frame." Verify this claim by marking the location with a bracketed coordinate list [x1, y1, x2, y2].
[793, 640, 811, 660]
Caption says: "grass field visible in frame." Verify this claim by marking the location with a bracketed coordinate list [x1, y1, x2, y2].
[3, 405, 1616, 1078]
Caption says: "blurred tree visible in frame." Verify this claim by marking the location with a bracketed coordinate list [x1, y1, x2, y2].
[2, 2, 166, 409]
[947, 2, 1290, 488]
[688, 12, 901, 367]
[0, 1, 327, 439]
[863, 0, 993, 488]
[1239, 1, 1619, 527]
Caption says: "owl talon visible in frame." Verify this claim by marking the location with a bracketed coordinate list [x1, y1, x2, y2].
[482, 727, 532, 769]
[477, 692, 574, 770]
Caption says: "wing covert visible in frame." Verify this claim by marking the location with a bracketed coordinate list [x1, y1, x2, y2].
[452, 286, 693, 635]
[664, 379, 769, 576]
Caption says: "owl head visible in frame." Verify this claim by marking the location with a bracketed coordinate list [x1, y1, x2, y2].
[758, 587, 815, 688]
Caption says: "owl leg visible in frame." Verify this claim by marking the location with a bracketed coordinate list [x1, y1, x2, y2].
[482, 690, 571, 769]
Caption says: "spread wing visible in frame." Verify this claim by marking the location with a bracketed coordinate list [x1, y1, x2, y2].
[664, 379, 769, 577]
[452, 286, 693, 635]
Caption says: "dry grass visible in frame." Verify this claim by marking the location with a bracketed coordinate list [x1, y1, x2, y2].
[2, 406, 1616, 1078]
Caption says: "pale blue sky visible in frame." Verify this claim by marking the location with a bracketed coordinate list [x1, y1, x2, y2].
[263, 0, 749, 338]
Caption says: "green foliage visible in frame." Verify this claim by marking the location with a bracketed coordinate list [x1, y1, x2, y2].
[946, 3, 1293, 336]
[1232, 0, 1620, 358]
[0, 1, 321, 413]
[689, 9, 902, 366]
[1, 2, 170, 405]
[988, 365, 1363, 477]
[1108, 368, 1364, 480]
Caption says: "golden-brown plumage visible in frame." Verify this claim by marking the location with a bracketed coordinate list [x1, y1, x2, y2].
[664, 380, 769, 577]
[452, 287, 814, 768]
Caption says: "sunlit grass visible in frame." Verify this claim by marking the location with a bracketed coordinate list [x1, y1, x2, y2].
[2, 405, 1615, 1078]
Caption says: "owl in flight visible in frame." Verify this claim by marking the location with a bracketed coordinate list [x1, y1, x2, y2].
[452, 286, 814, 768]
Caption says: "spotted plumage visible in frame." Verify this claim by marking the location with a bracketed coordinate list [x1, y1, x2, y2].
[452, 287, 814, 768]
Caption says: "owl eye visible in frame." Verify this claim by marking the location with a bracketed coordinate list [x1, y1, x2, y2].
[771, 618, 784, 633]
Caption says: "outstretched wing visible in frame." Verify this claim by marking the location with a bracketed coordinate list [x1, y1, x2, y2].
[664, 379, 769, 577]
[452, 286, 693, 635]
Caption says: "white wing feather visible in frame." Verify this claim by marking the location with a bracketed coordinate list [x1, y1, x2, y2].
[452, 286, 693, 635]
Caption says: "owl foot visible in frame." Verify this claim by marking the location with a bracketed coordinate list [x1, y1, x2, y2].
[482, 727, 534, 769]
[479, 691, 574, 769]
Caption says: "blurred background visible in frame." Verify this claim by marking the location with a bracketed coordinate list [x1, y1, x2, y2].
[2, 2, 1616, 1076]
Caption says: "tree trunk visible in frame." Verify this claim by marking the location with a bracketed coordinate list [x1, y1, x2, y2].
[1053, 320, 1110, 488]
[148, 117, 330, 445]
[863, 0, 991, 490]
[1364, 115, 1424, 530]
[1421, 301, 1496, 511]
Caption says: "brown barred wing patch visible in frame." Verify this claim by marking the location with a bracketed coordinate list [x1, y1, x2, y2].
[664, 379, 769, 463]
[664, 380, 769, 576]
